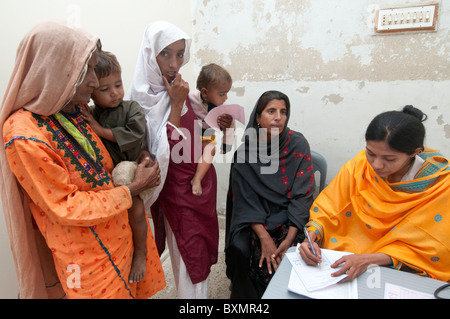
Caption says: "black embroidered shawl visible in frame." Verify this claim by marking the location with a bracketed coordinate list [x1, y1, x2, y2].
[226, 92, 315, 245]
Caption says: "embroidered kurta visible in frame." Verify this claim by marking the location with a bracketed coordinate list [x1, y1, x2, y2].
[3, 107, 165, 298]
[307, 148, 450, 282]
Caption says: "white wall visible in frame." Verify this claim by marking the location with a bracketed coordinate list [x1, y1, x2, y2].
[0, 0, 196, 96]
[0, 0, 194, 299]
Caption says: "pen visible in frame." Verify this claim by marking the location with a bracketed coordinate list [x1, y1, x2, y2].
[304, 226, 318, 259]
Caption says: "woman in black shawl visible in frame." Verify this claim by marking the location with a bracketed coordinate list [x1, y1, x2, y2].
[225, 90, 315, 298]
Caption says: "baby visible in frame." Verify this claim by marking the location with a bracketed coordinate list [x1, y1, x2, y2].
[189, 63, 234, 196]
[81, 50, 157, 284]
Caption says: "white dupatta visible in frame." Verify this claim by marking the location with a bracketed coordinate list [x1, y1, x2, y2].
[127, 21, 191, 209]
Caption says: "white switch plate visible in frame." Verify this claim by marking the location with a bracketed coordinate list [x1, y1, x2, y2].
[375, 4, 438, 33]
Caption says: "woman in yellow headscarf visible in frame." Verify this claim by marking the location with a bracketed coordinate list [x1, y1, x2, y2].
[0, 20, 165, 299]
[299, 106, 450, 283]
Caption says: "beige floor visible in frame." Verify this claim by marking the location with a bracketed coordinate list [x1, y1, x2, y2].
[149, 211, 231, 299]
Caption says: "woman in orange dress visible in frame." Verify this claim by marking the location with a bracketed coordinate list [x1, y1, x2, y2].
[299, 106, 450, 283]
[0, 20, 165, 299]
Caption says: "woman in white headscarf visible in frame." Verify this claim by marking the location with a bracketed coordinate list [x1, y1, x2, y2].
[128, 22, 191, 207]
[128, 21, 223, 299]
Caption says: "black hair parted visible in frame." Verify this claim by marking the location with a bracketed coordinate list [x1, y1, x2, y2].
[365, 105, 427, 155]
[255, 90, 290, 116]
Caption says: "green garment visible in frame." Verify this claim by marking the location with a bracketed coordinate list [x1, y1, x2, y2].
[91, 100, 146, 165]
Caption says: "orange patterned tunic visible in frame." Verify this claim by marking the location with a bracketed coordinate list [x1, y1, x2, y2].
[3, 107, 165, 298]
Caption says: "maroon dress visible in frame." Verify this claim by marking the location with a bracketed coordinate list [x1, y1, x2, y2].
[151, 98, 219, 284]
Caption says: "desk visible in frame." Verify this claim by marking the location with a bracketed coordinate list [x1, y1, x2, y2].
[262, 247, 450, 299]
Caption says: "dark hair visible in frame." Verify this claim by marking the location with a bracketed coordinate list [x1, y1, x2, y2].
[94, 51, 121, 79]
[196, 63, 232, 90]
[253, 90, 290, 128]
[365, 105, 427, 155]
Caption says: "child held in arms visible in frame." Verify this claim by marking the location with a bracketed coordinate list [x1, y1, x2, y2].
[189, 63, 234, 196]
[81, 51, 159, 284]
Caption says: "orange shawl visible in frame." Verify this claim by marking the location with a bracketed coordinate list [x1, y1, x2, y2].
[307, 148, 450, 282]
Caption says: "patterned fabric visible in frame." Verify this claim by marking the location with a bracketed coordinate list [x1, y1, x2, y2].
[3, 107, 165, 298]
[307, 148, 450, 282]
[228, 107, 315, 239]
[53, 111, 97, 161]
[391, 148, 449, 192]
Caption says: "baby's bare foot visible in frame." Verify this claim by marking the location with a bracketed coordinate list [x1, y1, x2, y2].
[129, 250, 146, 284]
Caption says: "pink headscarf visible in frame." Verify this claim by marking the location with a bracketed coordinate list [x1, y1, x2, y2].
[0, 20, 99, 298]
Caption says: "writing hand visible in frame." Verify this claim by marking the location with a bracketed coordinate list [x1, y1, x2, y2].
[298, 235, 322, 266]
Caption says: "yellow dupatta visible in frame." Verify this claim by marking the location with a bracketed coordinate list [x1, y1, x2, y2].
[307, 148, 450, 282]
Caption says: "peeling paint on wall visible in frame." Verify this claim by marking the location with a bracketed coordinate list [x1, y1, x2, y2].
[444, 124, 450, 139]
[231, 86, 246, 97]
[194, 0, 450, 82]
[297, 86, 310, 94]
[436, 115, 450, 139]
[322, 94, 344, 105]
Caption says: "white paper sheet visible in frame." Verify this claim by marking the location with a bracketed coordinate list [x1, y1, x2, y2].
[288, 268, 358, 299]
[286, 246, 358, 298]
[384, 283, 434, 299]
[204, 104, 245, 131]
[286, 248, 352, 292]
